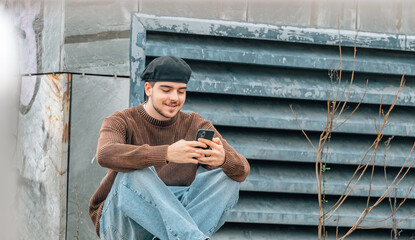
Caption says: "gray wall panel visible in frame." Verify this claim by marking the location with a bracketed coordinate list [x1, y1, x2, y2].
[65, 0, 137, 37]
[10, 0, 64, 74]
[66, 75, 129, 240]
[64, 38, 130, 75]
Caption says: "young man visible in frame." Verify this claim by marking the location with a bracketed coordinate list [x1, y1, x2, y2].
[89, 56, 250, 240]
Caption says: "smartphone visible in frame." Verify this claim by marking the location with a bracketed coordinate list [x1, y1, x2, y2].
[195, 129, 214, 150]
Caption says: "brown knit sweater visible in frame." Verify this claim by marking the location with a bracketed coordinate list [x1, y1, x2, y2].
[89, 104, 250, 236]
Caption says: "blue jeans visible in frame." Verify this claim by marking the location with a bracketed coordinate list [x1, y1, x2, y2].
[99, 167, 240, 240]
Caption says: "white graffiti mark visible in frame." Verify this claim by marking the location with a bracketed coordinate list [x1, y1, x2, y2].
[8, 0, 44, 112]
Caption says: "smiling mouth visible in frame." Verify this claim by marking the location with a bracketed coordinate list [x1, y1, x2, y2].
[166, 104, 178, 109]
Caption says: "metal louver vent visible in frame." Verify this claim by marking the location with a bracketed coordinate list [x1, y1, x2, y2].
[131, 13, 415, 239]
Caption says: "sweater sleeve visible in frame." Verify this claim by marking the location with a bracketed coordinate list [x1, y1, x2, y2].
[204, 123, 250, 182]
[96, 113, 168, 172]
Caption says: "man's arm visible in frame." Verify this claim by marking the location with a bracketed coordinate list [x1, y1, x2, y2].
[96, 114, 169, 172]
[97, 112, 208, 172]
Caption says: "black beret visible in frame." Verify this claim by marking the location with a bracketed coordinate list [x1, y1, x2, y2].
[140, 56, 192, 84]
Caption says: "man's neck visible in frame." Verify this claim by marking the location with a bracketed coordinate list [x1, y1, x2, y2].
[143, 102, 172, 121]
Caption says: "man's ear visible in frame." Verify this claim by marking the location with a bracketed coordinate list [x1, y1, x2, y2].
[144, 82, 152, 97]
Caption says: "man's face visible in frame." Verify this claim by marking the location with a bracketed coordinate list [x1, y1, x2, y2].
[145, 81, 187, 121]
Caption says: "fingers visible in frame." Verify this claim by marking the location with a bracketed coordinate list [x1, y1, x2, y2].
[197, 138, 219, 149]
[212, 137, 222, 145]
[187, 140, 208, 149]
[197, 149, 212, 156]
[186, 158, 200, 164]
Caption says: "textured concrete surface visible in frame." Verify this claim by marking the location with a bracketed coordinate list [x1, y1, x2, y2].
[401, 0, 415, 35]
[247, 0, 314, 28]
[64, 38, 130, 75]
[66, 75, 129, 240]
[8, 0, 63, 74]
[16, 74, 70, 240]
[140, 0, 247, 22]
[63, 0, 415, 76]
[65, 0, 138, 36]
[357, 0, 401, 34]
[310, 0, 357, 30]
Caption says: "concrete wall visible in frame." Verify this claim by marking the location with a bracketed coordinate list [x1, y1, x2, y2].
[17, 74, 70, 240]
[63, 0, 415, 76]
[6, 0, 415, 239]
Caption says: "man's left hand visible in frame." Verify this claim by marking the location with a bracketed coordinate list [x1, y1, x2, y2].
[196, 137, 225, 167]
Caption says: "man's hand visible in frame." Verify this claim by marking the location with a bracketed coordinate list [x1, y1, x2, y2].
[196, 137, 225, 167]
[167, 139, 207, 164]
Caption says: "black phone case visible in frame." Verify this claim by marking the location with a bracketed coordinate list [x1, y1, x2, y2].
[195, 129, 214, 149]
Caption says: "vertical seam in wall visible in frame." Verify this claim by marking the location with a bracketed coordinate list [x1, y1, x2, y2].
[60, 0, 65, 72]
[245, 0, 248, 22]
[396, 0, 402, 34]
[355, 0, 359, 31]
[310, 0, 318, 28]
[64, 73, 72, 240]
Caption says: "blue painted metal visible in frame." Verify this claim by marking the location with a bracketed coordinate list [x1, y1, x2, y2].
[130, 13, 415, 239]
[242, 161, 415, 198]
[213, 223, 415, 240]
[144, 32, 415, 75]
[182, 94, 415, 137]
[229, 193, 415, 229]
[218, 128, 414, 167]
[186, 61, 415, 106]
[135, 14, 415, 52]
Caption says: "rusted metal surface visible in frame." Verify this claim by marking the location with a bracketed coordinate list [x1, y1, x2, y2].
[17, 74, 70, 240]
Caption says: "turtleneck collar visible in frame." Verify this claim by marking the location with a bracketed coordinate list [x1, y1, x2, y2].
[137, 104, 179, 127]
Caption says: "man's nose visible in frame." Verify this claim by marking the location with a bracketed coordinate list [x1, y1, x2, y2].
[169, 91, 179, 101]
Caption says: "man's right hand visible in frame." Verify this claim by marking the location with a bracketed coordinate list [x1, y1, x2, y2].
[167, 139, 207, 164]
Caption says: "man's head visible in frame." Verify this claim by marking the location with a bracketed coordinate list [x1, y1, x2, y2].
[140, 56, 191, 121]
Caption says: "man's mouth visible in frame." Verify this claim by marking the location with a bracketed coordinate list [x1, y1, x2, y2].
[165, 104, 178, 109]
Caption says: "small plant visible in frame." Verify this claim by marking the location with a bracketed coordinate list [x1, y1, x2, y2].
[291, 33, 414, 239]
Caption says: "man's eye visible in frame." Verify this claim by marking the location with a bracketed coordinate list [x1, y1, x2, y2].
[162, 89, 169, 92]
[179, 91, 186, 94]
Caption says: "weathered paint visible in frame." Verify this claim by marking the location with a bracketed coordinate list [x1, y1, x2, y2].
[213, 223, 415, 240]
[242, 161, 415, 198]
[130, 14, 147, 107]
[144, 31, 415, 75]
[228, 193, 415, 229]
[219, 128, 415, 167]
[187, 61, 415, 106]
[183, 94, 415, 137]
[17, 74, 70, 240]
[130, 13, 415, 238]
[135, 14, 415, 51]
